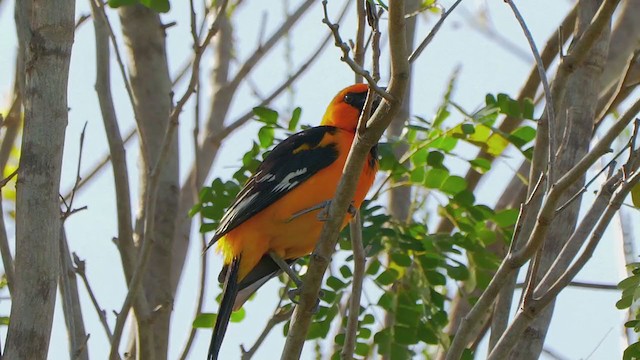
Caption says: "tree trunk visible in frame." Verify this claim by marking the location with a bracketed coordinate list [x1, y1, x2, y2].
[509, 0, 610, 358]
[119, 5, 177, 359]
[4, 0, 75, 358]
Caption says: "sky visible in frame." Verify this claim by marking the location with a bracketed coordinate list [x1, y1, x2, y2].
[0, 0, 637, 359]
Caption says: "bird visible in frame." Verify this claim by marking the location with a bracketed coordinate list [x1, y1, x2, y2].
[206, 83, 379, 360]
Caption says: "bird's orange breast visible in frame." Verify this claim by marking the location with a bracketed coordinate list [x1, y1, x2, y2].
[216, 129, 377, 281]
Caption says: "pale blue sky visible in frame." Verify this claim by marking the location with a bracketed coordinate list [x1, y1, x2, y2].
[0, 0, 635, 359]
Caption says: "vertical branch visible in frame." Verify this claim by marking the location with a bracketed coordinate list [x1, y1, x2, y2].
[341, 211, 365, 360]
[353, 0, 366, 83]
[58, 228, 89, 360]
[281, 1, 409, 358]
[89, 0, 136, 283]
[4, 0, 76, 358]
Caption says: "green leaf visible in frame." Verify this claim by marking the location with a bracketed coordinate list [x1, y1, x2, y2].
[417, 325, 438, 344]
[431, 136, 458, 152]
[485, 132, 509, 156]
[396, 305, 421, 327]
[433, 107, 450, 129]
[258, 126, 275, 148]
[289, 107, 302, 131]
[461, 123, 475, 135]
[410, 165, 426, 183]
[307, 320, 330, 339]
[374, 328, 391, 355]
[363, 314, 375, 325]
[375, 269, 399, 286]
[624, 341, 640, 360]
[188, 203, 201, 217]
[378, 292, 394, 310]
[192, 313, 216, 328]
[367, 258, 382, 275]
[424, 168, 449, 189]
[616, 295, 633, 310]
[139, 0, 170, 12]
[469, 158, 491, 173]
[485, 94, 497, 106]
[339, 265, 352, 278]
[0, 316, 9, 326]
[230, 308, 246, 323]
[412, 148, 428, 166]
[441, 175, 467, 195]
[327, 276, 347, 291]
[394, 325, 418, 345]
[425, 270, 446, 285]
[391, 253, 412, 267]
[358, 328, 372, 339]
[355, 342, 370, 356]
[199, 222, 217, 233]
[253, 106, 279, 125]
[454, 190, 475, 206]
[108, 0, 138, 8]
[618, 275, 640, 290]
[427, 151, 445, 167]
[493, 208, 520, 228]
[447, 264, 469, 280]
[509, 126, 537, 148]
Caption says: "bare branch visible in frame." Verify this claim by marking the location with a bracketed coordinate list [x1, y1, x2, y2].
[408, 0, 463, 63]
[73, 253, 114, 341]
[322, 0, 392, 100]
[505, 0, 556, 184]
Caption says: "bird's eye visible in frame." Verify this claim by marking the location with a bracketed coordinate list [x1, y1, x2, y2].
[343, 93, 355, 105]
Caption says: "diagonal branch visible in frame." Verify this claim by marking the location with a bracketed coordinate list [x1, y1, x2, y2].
[280, 0, 410, 358]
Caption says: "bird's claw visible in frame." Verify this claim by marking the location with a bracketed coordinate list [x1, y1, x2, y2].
[316, 201, 357, 221]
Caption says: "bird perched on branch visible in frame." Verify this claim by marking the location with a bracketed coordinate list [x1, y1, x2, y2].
[206, 83, 379, 360]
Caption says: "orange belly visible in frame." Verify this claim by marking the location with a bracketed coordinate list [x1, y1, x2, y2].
[216, 135, 377, 281]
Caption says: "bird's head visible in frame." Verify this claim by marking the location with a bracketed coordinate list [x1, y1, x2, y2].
[321, 83, 380, 132]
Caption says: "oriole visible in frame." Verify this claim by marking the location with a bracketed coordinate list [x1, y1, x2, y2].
[207, 84, 379, 360]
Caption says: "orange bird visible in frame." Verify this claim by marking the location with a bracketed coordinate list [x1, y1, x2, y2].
[207, 84, 379, 359]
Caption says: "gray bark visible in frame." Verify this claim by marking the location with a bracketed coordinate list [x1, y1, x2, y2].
[509, 1, 610, 358]
[119, 5, 177, 359]
[4, 0, 76, 358]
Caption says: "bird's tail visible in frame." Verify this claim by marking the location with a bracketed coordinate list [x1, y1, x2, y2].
[208, 256, 241, 360]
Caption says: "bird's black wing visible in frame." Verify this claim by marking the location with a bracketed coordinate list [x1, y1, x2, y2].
[208, 126, 340, 246]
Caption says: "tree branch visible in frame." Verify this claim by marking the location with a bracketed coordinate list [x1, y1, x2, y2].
[280, 0, 409, 358]
[341, 212, 365, 360]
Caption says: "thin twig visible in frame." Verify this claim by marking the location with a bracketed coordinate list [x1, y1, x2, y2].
[321, 0, 392, 101]
[62, 128, 136, 200]
[73, 253, 113, 341]
[505, 0, 556, 187]
[241, 306, 293, 359]
[62, 122, 88, 221]
[408, 0, 463, 63]
[177, 4, 207, 356]
[353, 0, 366, 83]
